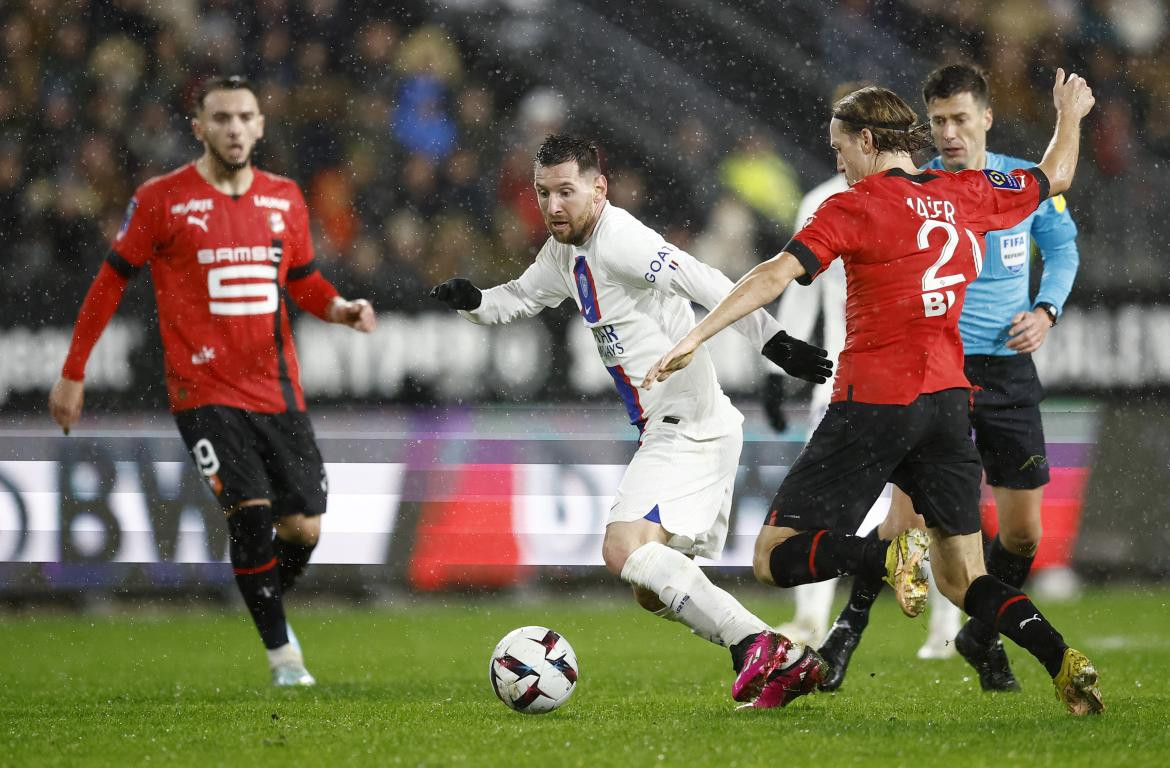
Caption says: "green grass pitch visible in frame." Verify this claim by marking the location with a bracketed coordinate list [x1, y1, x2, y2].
[2, 585, 1167, 767]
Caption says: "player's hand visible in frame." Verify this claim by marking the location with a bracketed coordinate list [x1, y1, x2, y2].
[429, 278, 482, 311]
[761, 331, 833, 384]
[331, 298, 376, 332]
[761, 373, 788, 432]
[1006, 308, 1052, 354]
[48, 377, 85, 435]
[642, 335, 701, 390]
[1052, 68, 1095, 121]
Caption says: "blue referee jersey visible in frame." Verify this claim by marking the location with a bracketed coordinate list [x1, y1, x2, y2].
[923, 152, 1079, 355]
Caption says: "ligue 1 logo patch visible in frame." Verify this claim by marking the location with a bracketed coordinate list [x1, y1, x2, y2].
[983, 169, 1022, 190]
[116, 198, 138, 241]
[269, 211, 286, 234]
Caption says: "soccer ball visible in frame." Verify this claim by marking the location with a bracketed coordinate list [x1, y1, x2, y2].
[488, 626, 578, 714]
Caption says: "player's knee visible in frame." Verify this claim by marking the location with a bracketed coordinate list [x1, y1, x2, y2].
[751, 544, 777, 586]
[275, 514, 321, 547]
[998, 524, 1041, 558]
[601, 535, 632, 577]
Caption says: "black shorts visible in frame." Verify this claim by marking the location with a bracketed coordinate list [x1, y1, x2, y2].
[966, 354, 1049, 490]
[769, 388, 982, 536]
[174, 405, 328, 516]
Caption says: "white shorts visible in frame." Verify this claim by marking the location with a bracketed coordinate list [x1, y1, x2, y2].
[607, 421, 743, 560]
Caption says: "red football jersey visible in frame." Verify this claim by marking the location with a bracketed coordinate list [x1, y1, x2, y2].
[787, 166, 1047, 405]
[109, 163, 326, 413]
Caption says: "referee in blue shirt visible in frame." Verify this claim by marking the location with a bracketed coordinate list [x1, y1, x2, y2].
[816, 64, 1080, 694]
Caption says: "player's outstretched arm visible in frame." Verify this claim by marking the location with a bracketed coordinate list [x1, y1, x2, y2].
[49, 260, 134, 435]
[48, 377, 85, 435]
[643, 252, 807, 388]
[1038, 68, 1095, 198]
[327, 297, 376, 332]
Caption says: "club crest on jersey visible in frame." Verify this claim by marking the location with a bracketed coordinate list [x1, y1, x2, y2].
[983, 169, 1022, 190]
[573, 255, 601, 323]
[269, 211, 286, 234]
[116, 198, 137, 241]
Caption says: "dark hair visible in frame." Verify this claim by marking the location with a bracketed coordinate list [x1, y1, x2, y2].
[922, 64, 990, 107]
[832, 86, 933, 154]
[534, 134, 602, 174]
[195, 75, 254, 112]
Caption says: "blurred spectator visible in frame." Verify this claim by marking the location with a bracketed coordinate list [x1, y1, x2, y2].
[426, 213, 483, 286]
[399, 152, 444, 220]
[392, 74, 457, 161]
[443, 147, 493, 228]
[0, 0, 1164, 335]
[607, 166, 647, 218]
[0, 142, 24, 244]
[689, 196, 757, 280]
[309, 166, 360, 257]
[719, 133, 801, 234]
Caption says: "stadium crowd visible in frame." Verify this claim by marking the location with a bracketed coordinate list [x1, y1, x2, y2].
[1, 0, 1165, 328]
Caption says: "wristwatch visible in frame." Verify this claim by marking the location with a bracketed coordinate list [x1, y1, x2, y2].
[1035, 302, 1058, 326]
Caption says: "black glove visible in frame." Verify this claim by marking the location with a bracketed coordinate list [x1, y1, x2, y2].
[761, 373, 788, 432]
[761, 330, 833, 384]
[429, 278, 482, 310]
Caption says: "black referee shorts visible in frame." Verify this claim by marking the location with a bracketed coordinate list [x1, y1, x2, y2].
[966, 354, 1050, 490]
[768, 388, 983, 536]
[174, 405, 328, 516]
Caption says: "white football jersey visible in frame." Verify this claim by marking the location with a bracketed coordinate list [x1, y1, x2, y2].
[462, 203, 781, 439]
[776, 173, 849, 420]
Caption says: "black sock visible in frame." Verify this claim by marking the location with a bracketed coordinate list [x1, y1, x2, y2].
[730, 632, 762, 673]
[273, 535, 317, 593]
[834, 531, 885, 633]
[228, 504, 288, 650]
[768, 530, 887, 588]
[967, 535, 1037, 645]
[963, 575, 1067, 677]
[987, 535, 1035, 588]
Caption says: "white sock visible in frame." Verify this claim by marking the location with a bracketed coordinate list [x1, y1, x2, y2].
[925, 562, 960, 639]
[621, 541, 768, 648]
[792, 578, 837, 635]
[266, 642, 303, 669]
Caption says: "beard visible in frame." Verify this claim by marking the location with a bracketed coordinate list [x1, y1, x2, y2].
[547, 216, 589, 246]
[207, 142, 252, 173]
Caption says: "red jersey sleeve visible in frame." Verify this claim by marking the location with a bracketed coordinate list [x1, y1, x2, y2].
[111, 184, 162, 267]
[284, 184, 315, 272]
[60, 185, 161, 380]
[284, 183, 340, 319]
[959, 167, 1048, 235]
[783, 189, 865, 286]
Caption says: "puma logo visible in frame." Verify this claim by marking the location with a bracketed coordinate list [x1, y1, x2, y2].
[187, 214, 210, 231]
[1018, 613, 1041, 630]
[1020, 455, 1048, 470]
